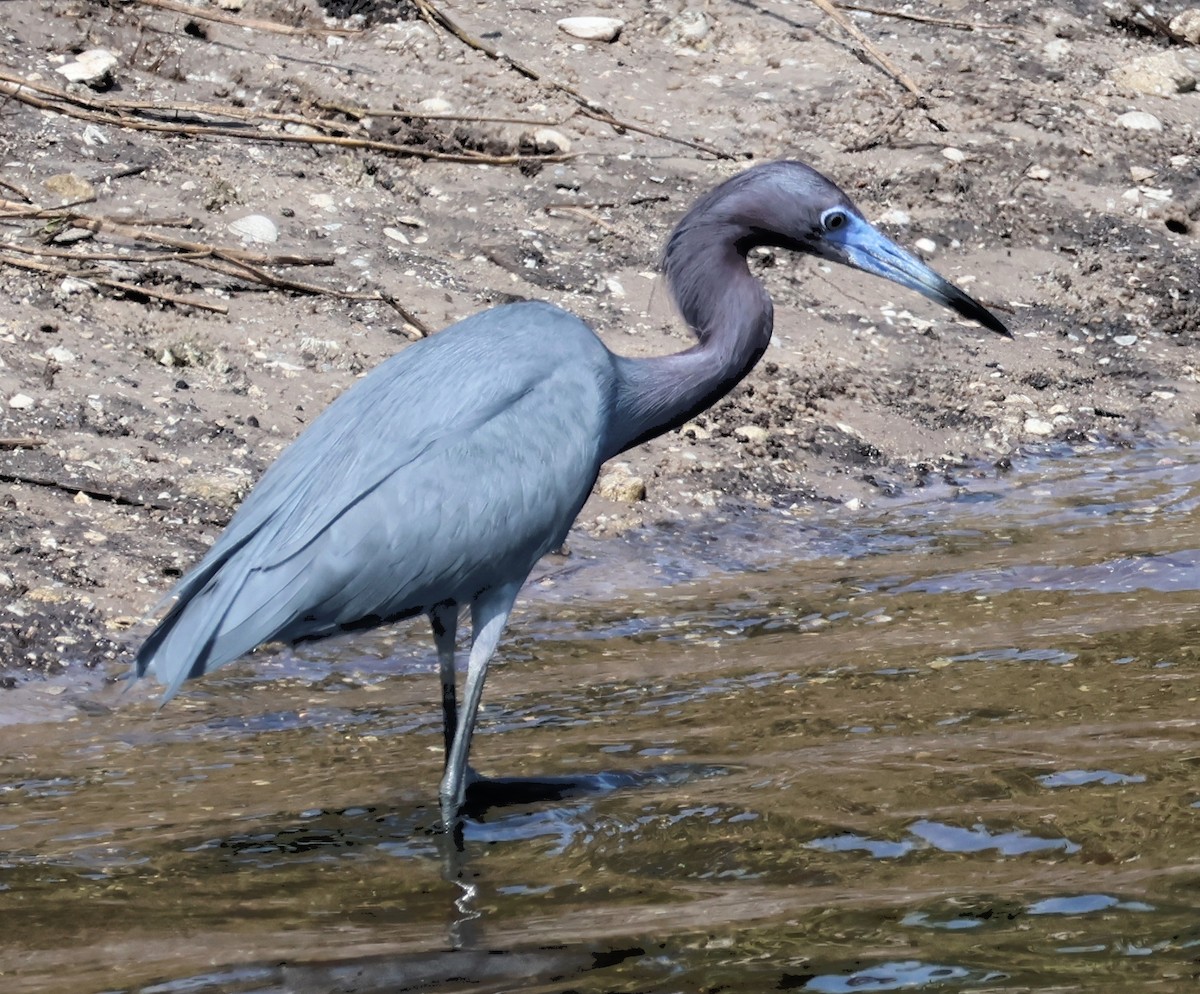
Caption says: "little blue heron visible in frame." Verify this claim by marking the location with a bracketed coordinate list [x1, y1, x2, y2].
[133, 161, 1009, 829]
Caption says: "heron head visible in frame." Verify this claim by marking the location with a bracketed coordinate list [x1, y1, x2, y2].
[711, 161, 1011, 338]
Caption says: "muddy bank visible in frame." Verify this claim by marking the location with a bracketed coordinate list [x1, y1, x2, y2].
[0, 0, 1197, 677]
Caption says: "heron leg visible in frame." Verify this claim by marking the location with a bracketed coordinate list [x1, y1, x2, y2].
[429, 602, 459, 763]
[439, 582, 519, 831]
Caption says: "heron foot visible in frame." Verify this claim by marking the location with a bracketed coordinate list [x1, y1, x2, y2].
[438, 764, 484, 832]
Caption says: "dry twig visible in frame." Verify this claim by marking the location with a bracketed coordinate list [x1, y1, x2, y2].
[833, 2, 996, 31]
[0, 72, 566, 167]
[808, 0, 947, 131]
[136, 0, 362, 37]
[410, 0, 734, 159]
[0, 252, 228, 313]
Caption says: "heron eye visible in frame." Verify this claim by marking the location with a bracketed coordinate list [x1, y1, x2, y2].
[822, 209, 848, 232]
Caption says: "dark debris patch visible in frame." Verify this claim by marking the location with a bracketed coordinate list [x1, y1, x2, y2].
[315, 0, 419, 25]
[0, 590, 119, 679]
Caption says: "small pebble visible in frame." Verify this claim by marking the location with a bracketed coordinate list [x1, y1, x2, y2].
[1113, 334, 1138, 346]
[227, 214, 279, 244]
[59, 277, 92, 295]
[1043, 39, 1072, 61]
[417, 97, 454, 115]
[8, 393, 35, 410]
[1171, 9, 1200, 44]
[914, 238, 937, 255]
[941, 147, 966, 163]
[557, 16, 624, 42]
[597, 468, 646, 501]
[877, 208, 911, 227]
[666, 10, 710, 47]
[527, 127, 571, 153]
[1024, 417, 1054, 436]
[1115, 110, 1164, 131]
[1027, 166, 1051, 181]
[55, 48, 117, 86]
[1112, 50, 1197, 97]
[1129, 166, 1156, 183]
[734, 425, 770, 444]
[43, 173, 95, 203]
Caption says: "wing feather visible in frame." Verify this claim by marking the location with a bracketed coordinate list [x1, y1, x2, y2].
[135, 302, 615, 697]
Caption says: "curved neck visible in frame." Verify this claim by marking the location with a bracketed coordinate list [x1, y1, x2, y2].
[603, 239, 772, 460]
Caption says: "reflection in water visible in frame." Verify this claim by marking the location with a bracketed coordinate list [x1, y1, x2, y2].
[2, 446, 1199, 993]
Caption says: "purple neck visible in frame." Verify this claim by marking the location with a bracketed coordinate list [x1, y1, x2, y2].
[603, 237, 773, 460]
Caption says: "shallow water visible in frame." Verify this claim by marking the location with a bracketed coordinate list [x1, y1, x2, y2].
[2, 446, 1198, 993]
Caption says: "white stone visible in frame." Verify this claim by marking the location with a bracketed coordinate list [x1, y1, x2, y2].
[1116, 110, 1164, 131]
[877, 208, 911, 227]
[1027, 166, 1051, 181]
[56, 49, 117, 85]
[59, 277, 92, 294]
[8, 393, 35, 410]
[227, 214, 278, 244]
[1024, 417, 1054, 436]
[1113, 334, 1138, 346]
[914, 238, 937, 255]
[557, 16, 624, 42]
[82, 124, 109, 146]
[597, 468, 645, 501]
[528, 127, 571, 153]
[1043, 39, 1072, 61]
[1112, 50, 1197, 97]
[667, 10, 710, 46]
[735, 425, 770, 444]
[1129, 166, 1156, 183]
[1171, 9, 1200, 45]
[417, 97, 453, 115]
[941, 147, 966, 163]
[46, 346, 76, 364]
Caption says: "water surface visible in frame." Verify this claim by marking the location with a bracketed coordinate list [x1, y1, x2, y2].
[1, 445, 1197, 993]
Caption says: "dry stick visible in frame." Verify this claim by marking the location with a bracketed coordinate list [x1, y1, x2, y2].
[69, 216, 333, 267]
[0, 178, 33, 202]
[5, 200, 426, 325]
[1, 200, 331, 267]
[135, 0, 362, 37]
[833, 2, 985, 31]
[0, 197, 195, 228]
[1, 69, 570, 157]
[0, 438, 46, 449]
[807, 0, 947, 132]
[0, 242, 213, 265]
[0, 253, 228, 313]
[0, 69, 355, 135]
[1119, 2, 1192, 44]
[543, 205, 623, 237]
[410, 0, 734, 160]
[0, 468, 226, 520]
[192, 257, 432, 335]
[0, 76, 566, 166]
[341, 106, 576, 129]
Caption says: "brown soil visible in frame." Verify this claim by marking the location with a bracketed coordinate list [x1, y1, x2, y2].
[1, 0, 1197, 680]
